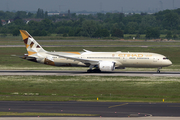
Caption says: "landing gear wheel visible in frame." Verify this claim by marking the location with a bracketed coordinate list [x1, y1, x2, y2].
[157, 67, 162, 73]
[93, 69, 101, 73]
[87, 69, 101, 73]
[87, 69, 93, 73]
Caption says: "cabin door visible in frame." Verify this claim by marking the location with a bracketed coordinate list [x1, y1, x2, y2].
[123, 57, 127, 62]
[153, 57, 157, 62]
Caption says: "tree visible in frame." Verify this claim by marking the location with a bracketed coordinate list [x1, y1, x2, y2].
[14, 19, 24, 25]
[145, 27, 160, 39]
[13, 16, 25, 26]
[27, 12, 34, 18]
[0, 27, 8, 36]
[111, 28, 124, 38]
[173, 34, 178, 39]
[81, 20, 98, 37]
[56, 27, 65, 34]
[0, 11, 6, 19]
[32, 29, 47, 36]
[93, 29, 101, 37]
[93, 29, 110, 37]
[112, 13, 124, 23]
[12, 29, 20, 36]
[163, 12, 179, 30]
[0, 19, 2, 27]
[101, 29, 110, 37]
[41, 30, 47, 36]
[27, 21, 39, 31]
[15, 11, 27, 18]
[135, 34, 140, 39]
[97, 13, 105, 20]
[39, 19, 53, 32]
[74, 28, 82, 36]
[71, 13, 76, 18]
[44, 11, 48, 18]
[63, 33, 67, 37]
[87, 14, 95, 20]
[104, 13, 113, 23]
[68, 29, 75, 36]
[36, 8, 44, 18]
[124, 14, 142, 24]
[125, 22, 138, 34]
[166, 31, 172, 40]
[139, 15, 157, 34]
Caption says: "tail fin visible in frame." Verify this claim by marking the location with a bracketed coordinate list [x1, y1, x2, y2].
[20, 30, 46, 56]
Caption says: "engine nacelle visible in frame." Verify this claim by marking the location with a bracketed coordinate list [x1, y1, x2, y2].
[99, 61, 115, 71]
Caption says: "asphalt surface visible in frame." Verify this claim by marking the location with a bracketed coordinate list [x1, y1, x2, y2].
[1, 101, 180, 117]
[0, 70, 180, 77]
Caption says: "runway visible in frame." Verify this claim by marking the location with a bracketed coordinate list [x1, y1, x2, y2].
[0, 70, 180, 77]
[0, 101, 180, 117]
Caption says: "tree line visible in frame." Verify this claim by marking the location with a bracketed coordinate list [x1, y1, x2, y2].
[1, 8, 180, 39]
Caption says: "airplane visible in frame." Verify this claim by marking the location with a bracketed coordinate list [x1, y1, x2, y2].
[19, 30, 172, 73]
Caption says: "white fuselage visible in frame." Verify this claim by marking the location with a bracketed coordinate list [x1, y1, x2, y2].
[36, 51, 172, 68]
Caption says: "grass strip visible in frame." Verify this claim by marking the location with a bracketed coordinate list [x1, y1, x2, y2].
[1, 39, 180, 46]
[0, 76, 180, 102]
[0, 112, 99, 117]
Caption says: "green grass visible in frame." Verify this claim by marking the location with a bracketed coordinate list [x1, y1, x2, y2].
[0, 76, 180, 102]
[0, 112, 98, 117]
[36, 40, 180, 46]
[1, 38, 180, 46]
[1, 33, 179, 40]
[1, 34, 180, 46]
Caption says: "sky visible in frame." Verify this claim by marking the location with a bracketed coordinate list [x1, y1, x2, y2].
[0, 0, 180, 13]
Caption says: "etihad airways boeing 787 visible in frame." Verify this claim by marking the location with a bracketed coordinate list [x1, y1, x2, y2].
[20, 30, 172, 73]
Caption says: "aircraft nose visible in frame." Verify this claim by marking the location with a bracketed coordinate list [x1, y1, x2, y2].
[167, 60, 172, 66]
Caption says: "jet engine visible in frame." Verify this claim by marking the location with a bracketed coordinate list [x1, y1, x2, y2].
[99, 61, 115, 71]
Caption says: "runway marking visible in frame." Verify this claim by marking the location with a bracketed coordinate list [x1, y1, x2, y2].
[108, 103, 128, 108]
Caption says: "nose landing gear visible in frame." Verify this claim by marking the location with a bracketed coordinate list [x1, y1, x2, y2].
[157, 67, 162, 73]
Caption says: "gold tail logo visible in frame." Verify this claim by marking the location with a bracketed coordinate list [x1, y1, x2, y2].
[20, 30, 46, 56]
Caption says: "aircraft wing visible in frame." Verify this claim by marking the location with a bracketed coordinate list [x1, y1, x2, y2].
[47, 52, 99, 65]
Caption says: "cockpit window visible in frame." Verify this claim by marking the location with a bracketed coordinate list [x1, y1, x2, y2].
[163, 57, 169, 60]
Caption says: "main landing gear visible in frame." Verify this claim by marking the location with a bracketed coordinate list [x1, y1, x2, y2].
[157, 67, 162, 73]
[87, 69, 101, 73]
[87, 65, 101, 73]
